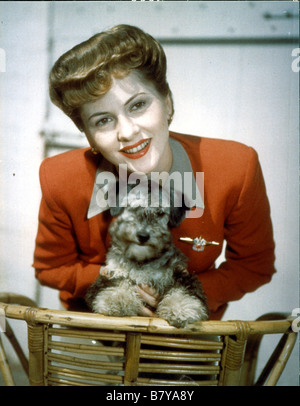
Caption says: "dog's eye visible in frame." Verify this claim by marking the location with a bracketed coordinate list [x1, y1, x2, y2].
[155, 210, 165, 218]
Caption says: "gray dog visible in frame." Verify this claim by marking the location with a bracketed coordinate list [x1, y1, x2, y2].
[85, 182, 209, 328]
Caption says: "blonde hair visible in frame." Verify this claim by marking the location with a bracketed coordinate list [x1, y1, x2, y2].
[49, 24, 174, 129]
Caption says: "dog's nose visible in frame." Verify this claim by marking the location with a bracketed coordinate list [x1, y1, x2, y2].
[137, 231, 150, 244]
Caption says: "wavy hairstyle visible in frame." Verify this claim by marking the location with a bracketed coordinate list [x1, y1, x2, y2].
[49, 24, 174, 130]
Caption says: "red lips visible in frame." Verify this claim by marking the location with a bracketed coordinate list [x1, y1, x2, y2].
[120, 138, 151, 159]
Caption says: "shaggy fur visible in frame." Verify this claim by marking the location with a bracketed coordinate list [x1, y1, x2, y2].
[85, 182, 209, 327]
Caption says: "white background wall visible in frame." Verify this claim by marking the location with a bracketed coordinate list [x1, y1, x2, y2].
[0, 1, 299, 385]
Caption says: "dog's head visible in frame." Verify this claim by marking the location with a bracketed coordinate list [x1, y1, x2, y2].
[109, 181, 188, 262]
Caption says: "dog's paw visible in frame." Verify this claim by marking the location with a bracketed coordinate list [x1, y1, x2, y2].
[92, 283, 143, 317]
[156, 287, 209, 328]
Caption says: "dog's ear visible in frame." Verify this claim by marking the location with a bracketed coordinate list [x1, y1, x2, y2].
[168, 188, 190, 227]
[109, 181, 125, 217]
[109, 180, 144, 217]
[168, 205, 188, 228]
[109, 205, 124, 217]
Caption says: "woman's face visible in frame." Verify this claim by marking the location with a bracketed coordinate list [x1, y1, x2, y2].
[80, 71, 173, 174]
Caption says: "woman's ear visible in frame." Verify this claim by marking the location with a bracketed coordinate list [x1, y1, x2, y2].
[165, 92, 174, 125]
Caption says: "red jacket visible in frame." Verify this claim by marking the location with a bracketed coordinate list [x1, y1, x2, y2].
[33, 132, 276, 319]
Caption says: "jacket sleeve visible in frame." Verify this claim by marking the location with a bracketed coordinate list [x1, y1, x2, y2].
[198, 148, 276, 314]
[33, 161, 101, 304]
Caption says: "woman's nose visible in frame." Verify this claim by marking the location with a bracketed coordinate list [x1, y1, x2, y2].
[117, 115, 139, 142]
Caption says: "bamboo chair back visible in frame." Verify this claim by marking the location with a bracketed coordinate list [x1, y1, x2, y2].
[0, 300, 297, 386]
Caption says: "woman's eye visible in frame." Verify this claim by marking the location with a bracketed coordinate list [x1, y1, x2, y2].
[130, 101, 146, 112]
[96, 117, 112, 127]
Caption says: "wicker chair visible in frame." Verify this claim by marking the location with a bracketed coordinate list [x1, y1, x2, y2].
[0, 293, 297, 386]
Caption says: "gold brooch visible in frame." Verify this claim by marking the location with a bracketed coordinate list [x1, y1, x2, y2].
[179, 236, 220, 252]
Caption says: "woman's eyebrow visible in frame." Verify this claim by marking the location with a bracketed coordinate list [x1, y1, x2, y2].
[88, 92, 147, 121]
[124, 92, 147, 107]
[88, 111, 109, 121]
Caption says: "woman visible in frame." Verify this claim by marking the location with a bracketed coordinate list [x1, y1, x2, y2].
[33, 24, 276, 320]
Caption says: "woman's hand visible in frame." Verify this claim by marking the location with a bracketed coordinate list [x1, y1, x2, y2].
[136, 284, 160, 317]
[100, 267, 160, 317]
